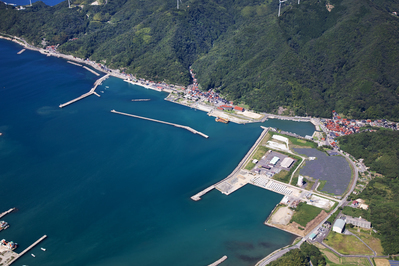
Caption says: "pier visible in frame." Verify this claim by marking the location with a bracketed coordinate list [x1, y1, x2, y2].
[83, 66, 100, 76]
[59, 74, 109, 108]
[9, 235, 47, 265]
[17, 49, 25, 54]
[208, 255, 227, 266]
[67, 60, 83, 67]
[191, 185, 214, 201]
[0, 208, 15, 219]
[111, 110, 209, 139]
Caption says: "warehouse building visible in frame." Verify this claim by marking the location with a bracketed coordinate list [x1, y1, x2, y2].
[281, 157, 295, 168]
[270, 156, 280, 165]
[332, 218, 346, 233]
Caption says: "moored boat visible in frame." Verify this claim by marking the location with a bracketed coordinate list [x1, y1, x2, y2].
[215, 117, 229, 123]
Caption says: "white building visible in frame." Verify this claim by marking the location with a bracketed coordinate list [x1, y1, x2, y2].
[333, 218, 345, 233]
[281, 157, 295, 168]
[297, 175, 304, 186]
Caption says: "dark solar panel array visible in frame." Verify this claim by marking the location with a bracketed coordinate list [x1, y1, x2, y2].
[389, 260, 399, 266]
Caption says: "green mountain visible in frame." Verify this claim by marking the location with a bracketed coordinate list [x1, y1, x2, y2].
[1, 0, 399, 120]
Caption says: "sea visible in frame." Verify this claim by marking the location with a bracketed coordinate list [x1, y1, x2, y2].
[5, 0, 62, 7]
[0, 39, 316, 266]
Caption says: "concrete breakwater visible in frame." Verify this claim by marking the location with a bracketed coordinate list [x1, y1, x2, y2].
[59, 74, 109, 108]
[0, 208, 15, 219]
[10, 235, 47, 265]
[83, 66, 100, 76]
[208, 255, 227, 266]
[67, 60, 82, 67]
[191, 185, 215, 201]
[191, 127, 269, 201]
[110, 110, 209, 139]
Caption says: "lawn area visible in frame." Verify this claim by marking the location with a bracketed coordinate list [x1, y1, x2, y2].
[318, 180, 327, 191]
[305, 180, 315, 190]
[272, 170, 290, 183]
[348, 228, 384, 255]
[260, 132, 272, 145]
[313, 242, 371, 266]
[327, 209, 340, 223]
[244, 146, 269, 170]
[290, 202, 323, 227]
[324, 231, 373, 255]
[271, 132, 317, 149]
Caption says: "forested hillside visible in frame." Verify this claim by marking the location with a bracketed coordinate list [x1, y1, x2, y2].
[338, 130, 399, 254]
[1, 0, 399, 120]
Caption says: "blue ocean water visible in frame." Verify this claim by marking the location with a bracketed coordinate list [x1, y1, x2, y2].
[0, 39, 315, 266]
[6, 0, 63, 7]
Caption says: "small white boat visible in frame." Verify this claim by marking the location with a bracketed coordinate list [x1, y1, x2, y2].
[31, 253, 35, 257]
[41, 247, 46, 251]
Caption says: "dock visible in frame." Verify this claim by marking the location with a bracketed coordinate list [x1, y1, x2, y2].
[9, 235, 47, 265]
[83, 66, 100, 76]
[208, 255, 227, 266]
[67, 61, 83, 67]
[111, 110, 209, 139]
[17, 49, 25, 54]
[59, 74, 109, 108]
[191, 185, 214, 201]
[0, 208, 15, 219]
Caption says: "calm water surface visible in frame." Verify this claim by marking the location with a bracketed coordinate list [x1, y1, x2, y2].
[0, 39, 315, 265]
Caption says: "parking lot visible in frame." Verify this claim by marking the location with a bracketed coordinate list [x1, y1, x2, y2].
[251, 150, 297, 177]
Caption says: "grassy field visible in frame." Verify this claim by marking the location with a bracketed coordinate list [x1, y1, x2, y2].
[313, 242, 371, 266]
[305, 181, 315, 190]
[318, 180, 327, 191]
[342, 206, 370, 221]
[290, 202, 323, 227]
[270, 132, 317, 149]
[244, 146, 269, 170]
[260, 132, 272, 145]
[291, 175, 299, 186]
[327, 209, 340, 224]
[349, 228, 384, 255]
[273, 170, 290, 183]
[324, 231, 374, 255]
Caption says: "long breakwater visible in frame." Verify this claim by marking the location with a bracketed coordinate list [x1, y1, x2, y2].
[110, 110, 209, 138]
[59, 74, 109, 108]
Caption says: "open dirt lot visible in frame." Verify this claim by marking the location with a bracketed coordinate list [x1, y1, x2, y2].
[270, 206, 293, 225]
[242, 110, 263, 119]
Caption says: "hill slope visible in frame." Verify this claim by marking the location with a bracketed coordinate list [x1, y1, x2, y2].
[1, 0, 399, 120]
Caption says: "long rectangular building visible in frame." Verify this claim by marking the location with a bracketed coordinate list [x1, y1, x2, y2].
[345, 215, 371, 229]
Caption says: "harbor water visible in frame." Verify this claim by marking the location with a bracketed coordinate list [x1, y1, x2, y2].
[0, 39, 315, 266]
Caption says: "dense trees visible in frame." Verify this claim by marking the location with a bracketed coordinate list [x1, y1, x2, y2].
[339, 130, 399, 254]
[338, 130, 399, 178]
[268, 242, 326, 266]
[1, 0, 399, 120]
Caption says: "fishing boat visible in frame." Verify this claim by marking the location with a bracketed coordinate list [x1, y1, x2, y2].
[215, 117, 229, 124]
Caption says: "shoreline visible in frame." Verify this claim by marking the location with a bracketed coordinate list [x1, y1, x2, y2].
[0, 33, 324, 127]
